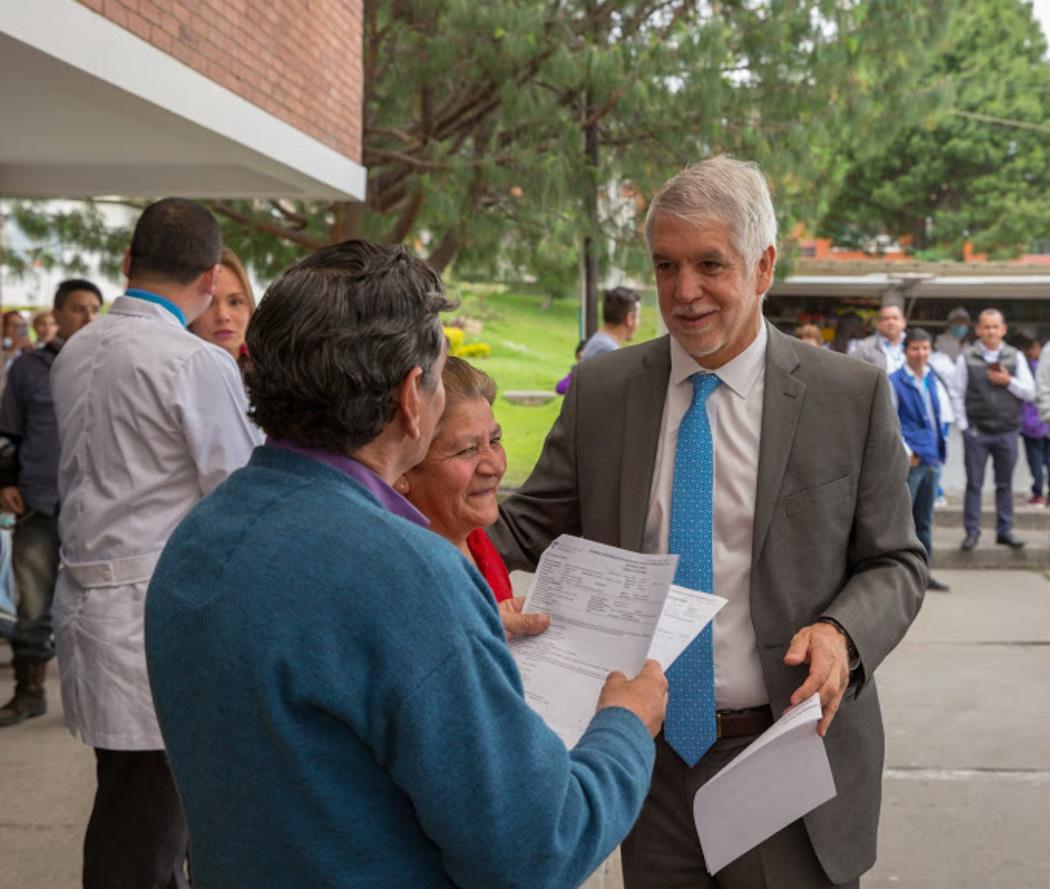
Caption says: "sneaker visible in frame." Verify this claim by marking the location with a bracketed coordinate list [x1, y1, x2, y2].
[927, 577, 950, 592]
[934, 495, 948, 509]
[1027, 495, 1046, 507]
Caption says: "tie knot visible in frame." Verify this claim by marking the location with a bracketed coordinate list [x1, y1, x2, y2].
[690, 373, 721, 401]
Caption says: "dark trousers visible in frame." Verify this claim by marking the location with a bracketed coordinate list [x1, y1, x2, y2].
[10, 510, 61, 662]
[962, 428, 1018, 535]
[83, 749, 190, 889]
[906, 462, 939, 558]
[1022, 435, 1050, 497]
[621, 733, 857, 889]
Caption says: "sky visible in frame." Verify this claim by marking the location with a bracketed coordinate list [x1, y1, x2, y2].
[1035, 0, 1050, 46]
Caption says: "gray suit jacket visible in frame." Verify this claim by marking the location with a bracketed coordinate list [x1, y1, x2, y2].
[491, 322, 927, 883]
[852, 334, 892, 372]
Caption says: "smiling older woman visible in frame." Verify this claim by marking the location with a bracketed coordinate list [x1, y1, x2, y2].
[396, 356, 514, 602]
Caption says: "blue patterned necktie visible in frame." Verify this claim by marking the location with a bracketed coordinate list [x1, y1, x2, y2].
[665, 372, 720, 766]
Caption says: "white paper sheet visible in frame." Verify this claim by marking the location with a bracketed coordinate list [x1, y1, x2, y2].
[646, 584, 727, 669]
[510, 535, 725, 748]
[692, 694, 837, 874]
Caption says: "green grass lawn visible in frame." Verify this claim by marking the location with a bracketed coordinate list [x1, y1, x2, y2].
[444, 281, 659, 487]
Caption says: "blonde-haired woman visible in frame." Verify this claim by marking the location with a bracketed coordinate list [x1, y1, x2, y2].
[189, 247, 255, 371]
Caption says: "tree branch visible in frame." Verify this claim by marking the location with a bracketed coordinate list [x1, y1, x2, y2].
[385, 188, 425, 243]
[582, 81, 630, 130]
[370, 126, 420, 147]
[208, 202, 326, 251]
[268, 200, 309, 228]
[426, 228, 462, 274]
[364, 147, 450, 171]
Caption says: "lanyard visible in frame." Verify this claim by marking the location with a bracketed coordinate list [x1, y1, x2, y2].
[124, 289, 187, 327]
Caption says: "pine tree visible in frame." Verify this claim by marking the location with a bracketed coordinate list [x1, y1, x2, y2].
[5, 0, 948, 289]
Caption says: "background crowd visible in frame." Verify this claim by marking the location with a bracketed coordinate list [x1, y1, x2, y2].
[787, 303, 1050, 581]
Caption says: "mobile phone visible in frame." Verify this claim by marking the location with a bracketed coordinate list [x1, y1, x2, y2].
[989, 361, 1003, 372]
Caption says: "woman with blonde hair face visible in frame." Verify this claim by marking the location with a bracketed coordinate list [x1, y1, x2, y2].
[31, 311, 59, 347]
[794, 323, 826, 348]
[397, 356, 516, 602]
[189, 246, 255, 370]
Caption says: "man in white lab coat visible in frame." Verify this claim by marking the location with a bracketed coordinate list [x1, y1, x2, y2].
[50, 198, 261, 889]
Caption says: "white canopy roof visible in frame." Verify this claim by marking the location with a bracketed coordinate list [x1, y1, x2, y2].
[0, 1, 366, 200]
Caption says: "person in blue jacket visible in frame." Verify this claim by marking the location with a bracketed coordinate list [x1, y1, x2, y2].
[890, 327, 950, 592]
[145, 239, 668, 889]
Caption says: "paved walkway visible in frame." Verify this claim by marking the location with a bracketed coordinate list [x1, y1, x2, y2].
[1, 569, 1048, 887]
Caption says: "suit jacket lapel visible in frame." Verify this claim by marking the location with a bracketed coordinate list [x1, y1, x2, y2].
[620, 336, 671, 551]
[752, 323, 805, 565]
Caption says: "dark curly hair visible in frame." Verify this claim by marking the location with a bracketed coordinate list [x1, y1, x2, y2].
[244, 239, 457, 453]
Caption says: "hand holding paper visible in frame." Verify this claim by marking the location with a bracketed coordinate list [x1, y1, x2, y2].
[595, 659, 668, 738]
[510, 535, 726, 747]
[498, 595, 550, 640]
[692, 694, 836, 875]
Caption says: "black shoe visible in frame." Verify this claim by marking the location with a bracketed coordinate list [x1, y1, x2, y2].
[927, 577, 950, 592]
[960, 532, 980, 551]
[996, 531, 1025, 549]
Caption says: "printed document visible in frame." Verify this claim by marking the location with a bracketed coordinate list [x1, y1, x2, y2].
[692, 693, 837, 874]
[509, 534, 726, 748]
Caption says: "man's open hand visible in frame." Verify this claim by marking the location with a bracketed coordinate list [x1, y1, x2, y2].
[498, 596, 550, 640]
[783, 622, 851, 737]
[596, 659, 668, 738]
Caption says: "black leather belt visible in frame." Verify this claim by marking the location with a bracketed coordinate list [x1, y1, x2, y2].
[716, 705, 774, 738]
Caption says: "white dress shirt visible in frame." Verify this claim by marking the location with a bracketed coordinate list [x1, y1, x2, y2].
[927, 351, 957, 425]
[51, 296, 262, 749]
[878, 335, 906, 373]
[644, 323, 768, 709]
[950, 343, 1035, 432]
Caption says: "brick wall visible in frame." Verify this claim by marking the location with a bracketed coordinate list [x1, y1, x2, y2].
[76, 0, 363, 162]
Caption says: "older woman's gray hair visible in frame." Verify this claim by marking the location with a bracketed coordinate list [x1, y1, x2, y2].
[245, 239, 456, 454]
[644, 155, 778, 269]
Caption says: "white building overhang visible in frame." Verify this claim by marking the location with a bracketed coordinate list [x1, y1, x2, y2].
[0, 0, 366, 200]
[772, 273, 1050, 301]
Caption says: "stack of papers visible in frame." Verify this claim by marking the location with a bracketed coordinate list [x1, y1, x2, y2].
[506, 534, 839, 873]
[693, 693, 837, 874]
[509, 534, 726, 748]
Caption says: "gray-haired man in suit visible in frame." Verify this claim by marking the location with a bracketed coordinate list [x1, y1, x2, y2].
[490, 156, 927, 888]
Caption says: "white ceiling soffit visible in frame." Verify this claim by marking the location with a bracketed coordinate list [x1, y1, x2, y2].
[0, 1, 366, 200]
[772, 274, 1050, 300]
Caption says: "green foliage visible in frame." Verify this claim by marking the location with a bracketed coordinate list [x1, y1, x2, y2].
[447, 280, 659, 486]
[2, 200, 135, 279]
[5, 1, 947, 289]
[821, 0, 1050, 258]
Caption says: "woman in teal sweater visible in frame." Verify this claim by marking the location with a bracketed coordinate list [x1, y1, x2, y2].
[145, 239, 666, 888]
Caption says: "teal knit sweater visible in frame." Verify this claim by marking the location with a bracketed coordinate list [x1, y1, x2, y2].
[145, 446, 654, 888]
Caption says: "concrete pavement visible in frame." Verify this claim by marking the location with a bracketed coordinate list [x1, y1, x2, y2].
[1, 568, 1048, 888]
[866, 569, 1050, 888]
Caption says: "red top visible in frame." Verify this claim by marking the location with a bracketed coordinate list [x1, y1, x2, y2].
[466, 528, 513, 603]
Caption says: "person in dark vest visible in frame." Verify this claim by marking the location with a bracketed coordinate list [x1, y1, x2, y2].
[890, 328, 950, 591]
[950, 309, 1035, 550]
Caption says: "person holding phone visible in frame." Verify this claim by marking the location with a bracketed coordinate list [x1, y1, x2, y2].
[950, 308, 1035, 550]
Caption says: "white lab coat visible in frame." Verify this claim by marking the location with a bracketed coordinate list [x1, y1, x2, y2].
[51, 296, 262, 749]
